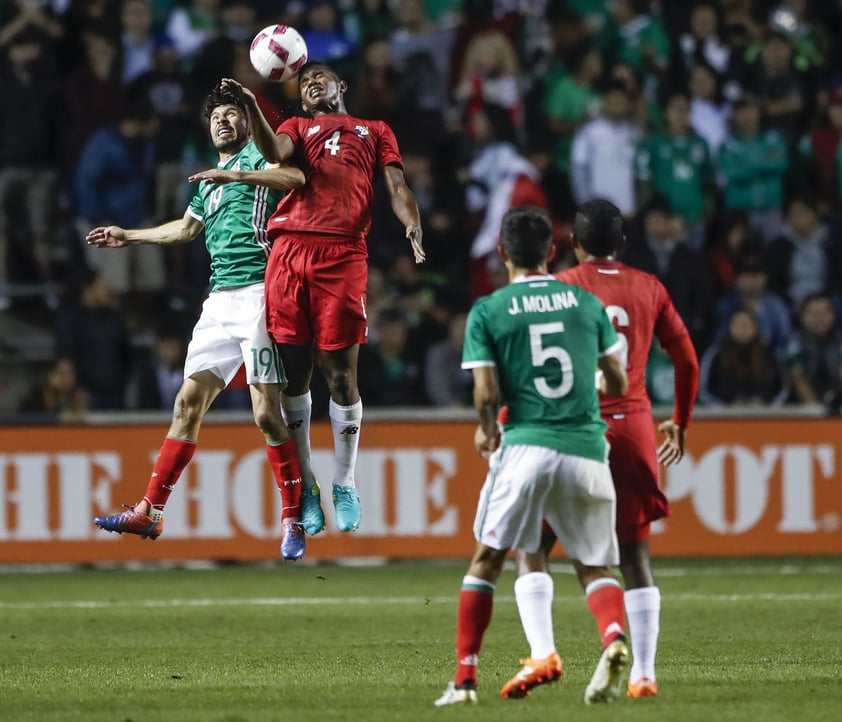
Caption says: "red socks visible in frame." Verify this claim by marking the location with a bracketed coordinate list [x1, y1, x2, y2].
[267, 439, 302, 523]
[454, 576, 495, 687]
[142, 437, 197, 511]
[586, 578, 626, 648]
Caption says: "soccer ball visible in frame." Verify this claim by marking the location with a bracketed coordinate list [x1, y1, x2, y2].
[249, 25, 308, 83]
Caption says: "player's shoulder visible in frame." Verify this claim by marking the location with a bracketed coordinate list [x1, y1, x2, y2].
[238, 140, 266, 167]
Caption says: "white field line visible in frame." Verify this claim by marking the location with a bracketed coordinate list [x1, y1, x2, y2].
[1, 591, 841, 611]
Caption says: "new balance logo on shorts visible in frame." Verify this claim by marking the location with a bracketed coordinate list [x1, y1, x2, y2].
[340, 426, 359, 435]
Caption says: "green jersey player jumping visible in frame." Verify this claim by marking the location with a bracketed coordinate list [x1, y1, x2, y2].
[87, 83, 311, 561]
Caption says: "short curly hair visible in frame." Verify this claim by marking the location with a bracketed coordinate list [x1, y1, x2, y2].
[202, 83, 246, 121]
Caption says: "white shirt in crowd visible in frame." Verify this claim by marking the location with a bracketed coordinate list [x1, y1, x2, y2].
[570, 117, 641, 216]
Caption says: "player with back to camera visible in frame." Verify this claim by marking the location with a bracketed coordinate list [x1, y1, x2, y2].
[89, 83, 311, 561]
[435, 205, 631, 707]
[500, 198, 700, 701]
[220, 63, 424, 536]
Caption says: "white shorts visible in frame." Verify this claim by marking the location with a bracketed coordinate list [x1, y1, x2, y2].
[184, 283, 285, 387]
[473, 444, 619, 566]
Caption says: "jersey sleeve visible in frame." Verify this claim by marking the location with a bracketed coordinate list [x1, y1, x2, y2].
[276, 116, 301, 143]
[187, 186, 204, 223]
[462, 301, 496, 369]
[653, 281, 690, 347]
[376, 121, 403, 169]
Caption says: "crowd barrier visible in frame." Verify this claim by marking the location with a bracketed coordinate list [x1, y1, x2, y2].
[1, 411, 840, 563]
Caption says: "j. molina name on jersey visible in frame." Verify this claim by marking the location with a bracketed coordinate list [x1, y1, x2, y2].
[507, 289, 579, 315]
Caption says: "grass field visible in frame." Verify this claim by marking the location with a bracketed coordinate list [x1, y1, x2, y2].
[1, 557, 840, 722]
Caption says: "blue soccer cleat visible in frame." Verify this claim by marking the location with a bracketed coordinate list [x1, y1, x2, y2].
[301, 482, 325, 535]
[332, 484, 361, 532]
[280, 521, 306, 561]
[94, 505, 163, 540]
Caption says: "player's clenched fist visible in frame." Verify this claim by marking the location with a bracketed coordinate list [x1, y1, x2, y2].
[86, 226, 129, 248]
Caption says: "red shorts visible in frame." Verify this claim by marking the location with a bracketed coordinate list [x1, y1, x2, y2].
[266, 232, 368, 350]
[605, 411, 670, 542]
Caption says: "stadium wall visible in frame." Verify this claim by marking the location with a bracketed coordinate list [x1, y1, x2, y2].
[1, 411, 840, 563]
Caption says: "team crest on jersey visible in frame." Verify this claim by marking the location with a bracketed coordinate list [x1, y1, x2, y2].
[306, 125, 321, 137]
[354, 125, 369, 137]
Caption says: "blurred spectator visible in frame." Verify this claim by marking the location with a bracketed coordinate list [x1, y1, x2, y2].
[570, 80, 641, 217]
[424, 311, 472, 407]
[54, 270, 131, 410]
[539, 44, 602, 218]
[689, 61, 731, 157]
[120, 0, 156, 84]
[604, 0, 670, 90]
[75, 94, 164, 298]
[699, 306, 789, 406]
[786, 292, 842, 408]
[718, 94, 789, 242]
[767, 0, 830, 74]
[0, 23, 60, 298]
[358, 307, 426, 406]
[744, 30, 809, 141]
[766, 195, 842, 309]
[352, 38, 399, 120]
[797, 86, 842, 210]
[19, 357, 90, 423]
[713, 251, 793, 357]
[62, 30, 121, 174]
[301, 0, 357, 68]
[0, 0, 62, 50]
[129, 34, 194, 223]
[671, 1, 730, 91]
[636, 91, 715, 250]
[127, 318, 188, 410]
[388, 0, 455, 113]
[705, 209, 763, 296]
[189, 0, 260, 107]
[464, 103, 547, 298]
[622, 197, 714, 350]
[343, 0, 395, 46]
[164, 0, 219, 62]
[453, 29, 520, 127]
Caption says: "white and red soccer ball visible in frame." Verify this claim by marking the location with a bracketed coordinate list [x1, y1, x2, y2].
[249, 25, 308, 83]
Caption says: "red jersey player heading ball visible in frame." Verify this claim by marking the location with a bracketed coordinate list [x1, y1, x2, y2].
[220, 66, 424, 537]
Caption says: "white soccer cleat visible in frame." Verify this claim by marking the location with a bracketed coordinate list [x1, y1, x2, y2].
[584, 639, 630, 704]
[434, 681, 478, 706]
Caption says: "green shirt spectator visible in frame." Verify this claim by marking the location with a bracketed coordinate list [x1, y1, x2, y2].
[601, 0, 670, 79]
[636, 92, 713, 225]
[718, 98, 789, 213]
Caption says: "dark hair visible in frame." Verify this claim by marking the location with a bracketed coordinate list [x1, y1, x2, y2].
[500, 206, 554, 268]
[297, 61, 340, 86]
[573, 199, 624, 257]
[202, 83, 245, 120]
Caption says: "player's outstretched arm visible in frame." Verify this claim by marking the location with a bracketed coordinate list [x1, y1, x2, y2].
[220, 77, 294, 163]
[188, 164, 305, 190]
[383, 165, 425, 263]
[86, 211, 203, 248]
[658, 333, 700, 465]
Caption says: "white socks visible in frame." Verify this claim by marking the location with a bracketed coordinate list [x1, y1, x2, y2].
[329, 398, 362, 487]
[280, 391, 316, 486]
[625, 586, 661, 682]
[514, 572, 556, 660]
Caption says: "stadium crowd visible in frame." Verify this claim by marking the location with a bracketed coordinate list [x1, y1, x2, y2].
[2, 0, 842, 419]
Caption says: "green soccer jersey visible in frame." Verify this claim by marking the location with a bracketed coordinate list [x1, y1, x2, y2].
[462, 275, 621, 462]
[187, 141, 284, 291]
[636, 133, 712, 222]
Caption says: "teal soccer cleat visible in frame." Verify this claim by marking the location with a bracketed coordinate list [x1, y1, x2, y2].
[301, 482, 325, 535]
[332, 484, 361, 532]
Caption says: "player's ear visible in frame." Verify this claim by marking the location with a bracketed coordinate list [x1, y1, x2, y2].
[339, 80, 348, 94]
[497, 243, 509, 264]
[546, 242, 557, 264]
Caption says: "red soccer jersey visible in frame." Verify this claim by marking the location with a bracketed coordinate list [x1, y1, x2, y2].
[557, 259, 690, 415]
[268, 114, 403, 240]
